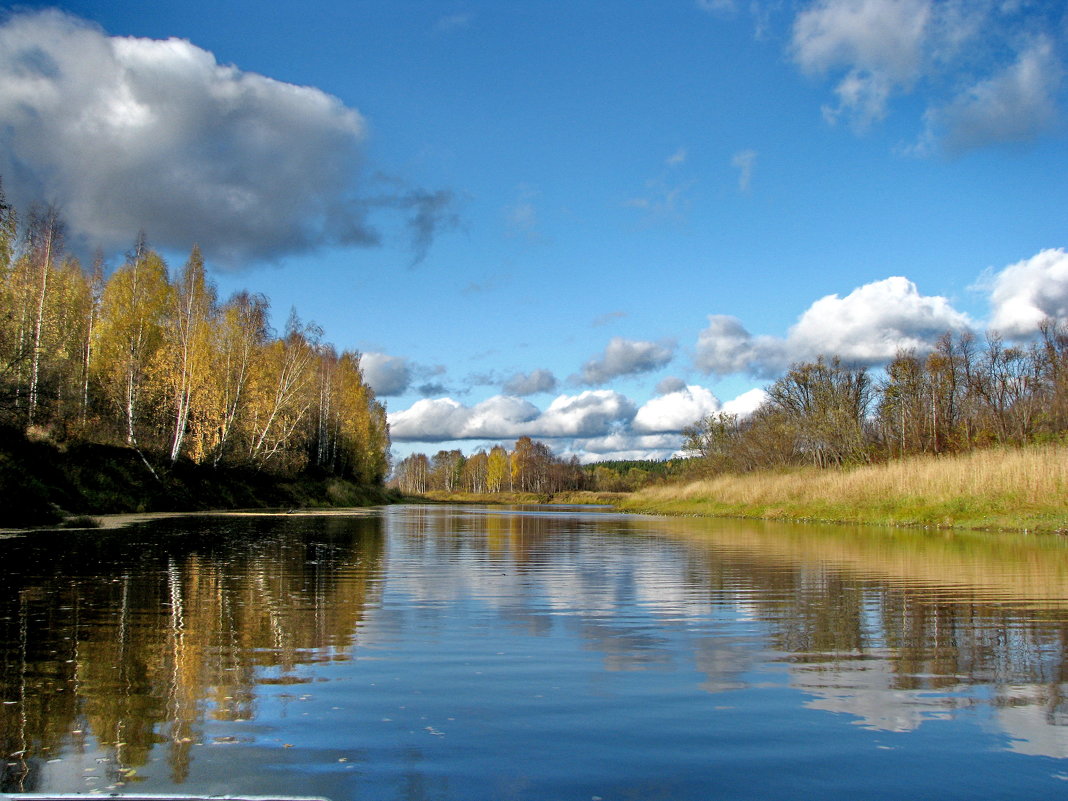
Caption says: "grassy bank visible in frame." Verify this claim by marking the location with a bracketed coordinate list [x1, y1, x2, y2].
[622, 444, 1068, 533]
[0, 429, 399, 528]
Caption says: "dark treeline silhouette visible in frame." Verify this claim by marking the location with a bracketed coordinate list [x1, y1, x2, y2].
[0, 184, 389, 485]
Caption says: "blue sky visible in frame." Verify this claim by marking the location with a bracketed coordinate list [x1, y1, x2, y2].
[2, 1, 1067, 462]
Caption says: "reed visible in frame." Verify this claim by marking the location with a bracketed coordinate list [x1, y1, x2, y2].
[624, 444, 1068, 533]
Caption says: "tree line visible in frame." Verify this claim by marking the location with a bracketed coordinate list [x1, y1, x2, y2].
[392, 438, 683, 496]
[392, 436, 590, 495]
[683, 326, 1068, 474]
[0, 185, 389, 483]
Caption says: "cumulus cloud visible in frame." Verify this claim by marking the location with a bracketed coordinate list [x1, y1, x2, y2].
[924, 37, 1062, 154]
[787, 275, 972, 360]
[722, 387, 769, 417]
[633, 385, 721, 433]
[503, 368, 558, 396]
[0, 10, 455, 265]
[987, 248, 1068, 337]
[390, 395, 540, 442]
[789, 0, 1065, 149]
[389, 384, 769, 461]
[694, 316, 787, 377]
[360, 353, 413, 397]
[564, 387, 765, 462]
[566, 433, 684, 463]
[389, 390, 635, 442]
[538, 391, 637, 437]
[577, 337, 675, 384]
[695, 276, 972, 377]
[792, 0, 931, 126]
[655, 376, 688, 395]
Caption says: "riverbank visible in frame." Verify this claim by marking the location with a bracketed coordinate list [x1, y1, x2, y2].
[0, 430, 399, 528]
[621, 444, 1068, 534]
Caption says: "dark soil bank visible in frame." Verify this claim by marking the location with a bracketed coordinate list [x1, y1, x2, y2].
[0, 427, 397, 527]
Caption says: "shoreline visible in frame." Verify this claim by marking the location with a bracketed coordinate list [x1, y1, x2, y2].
[0, 506, 383, 536]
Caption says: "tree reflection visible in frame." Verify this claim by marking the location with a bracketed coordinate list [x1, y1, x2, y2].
[0, 514, 383, 790]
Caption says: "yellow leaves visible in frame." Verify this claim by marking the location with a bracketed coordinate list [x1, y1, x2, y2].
[0, 227, 390, 480]
[486, 445, 509, 493]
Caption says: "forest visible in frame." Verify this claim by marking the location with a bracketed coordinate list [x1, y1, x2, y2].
[680, 327, 1068, 476]
[0, 184, 390, 517]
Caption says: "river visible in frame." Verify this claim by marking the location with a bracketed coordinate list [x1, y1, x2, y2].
[2, 504, 1068, 799]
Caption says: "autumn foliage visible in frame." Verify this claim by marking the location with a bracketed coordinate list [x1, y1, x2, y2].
[0, 186, 389, 484]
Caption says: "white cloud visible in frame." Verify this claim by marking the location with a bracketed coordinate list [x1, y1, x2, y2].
[503, 368, 558, 396]
[655, 376, 688, 395]
[793, 0, 930, 78]
[696, 276, 972, 377]
[0, 10, 455, 265]
[389, 395, 540, 442]
[788, 275, 972, 360]
[389, 384, 772, 461]
[633, 385, 721, 433]
[731, 149, 758, 192]
[361, 353, 412, 397]
[925, 37, 1062, 153]
[577, 337, 675, 384]
[565, 387, 766, 462]
[987, 248, 1068, 337]
[694, 315, 787, 377]
[388, 390, 634, 442]
[789, 0, 1065, 149]
[566, 433, 684, 463]
[537, 391, 637, 437]
[722, 387, 769, 417]
[792, 0, 931, 126]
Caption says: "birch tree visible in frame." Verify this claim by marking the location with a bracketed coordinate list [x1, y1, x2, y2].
[159, 246, 217, 463]
[24, 204, 64, 425]
[486, 445, 509, 492]
[94, 246, 171, 448]
[245, 310, 320, 470]
[202, 291, 269, 466]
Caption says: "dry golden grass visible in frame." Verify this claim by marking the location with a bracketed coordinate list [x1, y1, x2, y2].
[625, 444, 1068, 533]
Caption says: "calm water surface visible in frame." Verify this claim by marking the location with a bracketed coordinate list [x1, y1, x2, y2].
[3, 504, 1068, 800]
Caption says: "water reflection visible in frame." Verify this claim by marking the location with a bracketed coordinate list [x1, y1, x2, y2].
[379, 507, 1068, 755]
[0, 515, 383, 791]
[2, 505, 1068, 798]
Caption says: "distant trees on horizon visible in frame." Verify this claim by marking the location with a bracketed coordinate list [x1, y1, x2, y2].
[0, 183, 389, 483]
[392, 436, 588, 495]
[391, 437, 683, 496]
